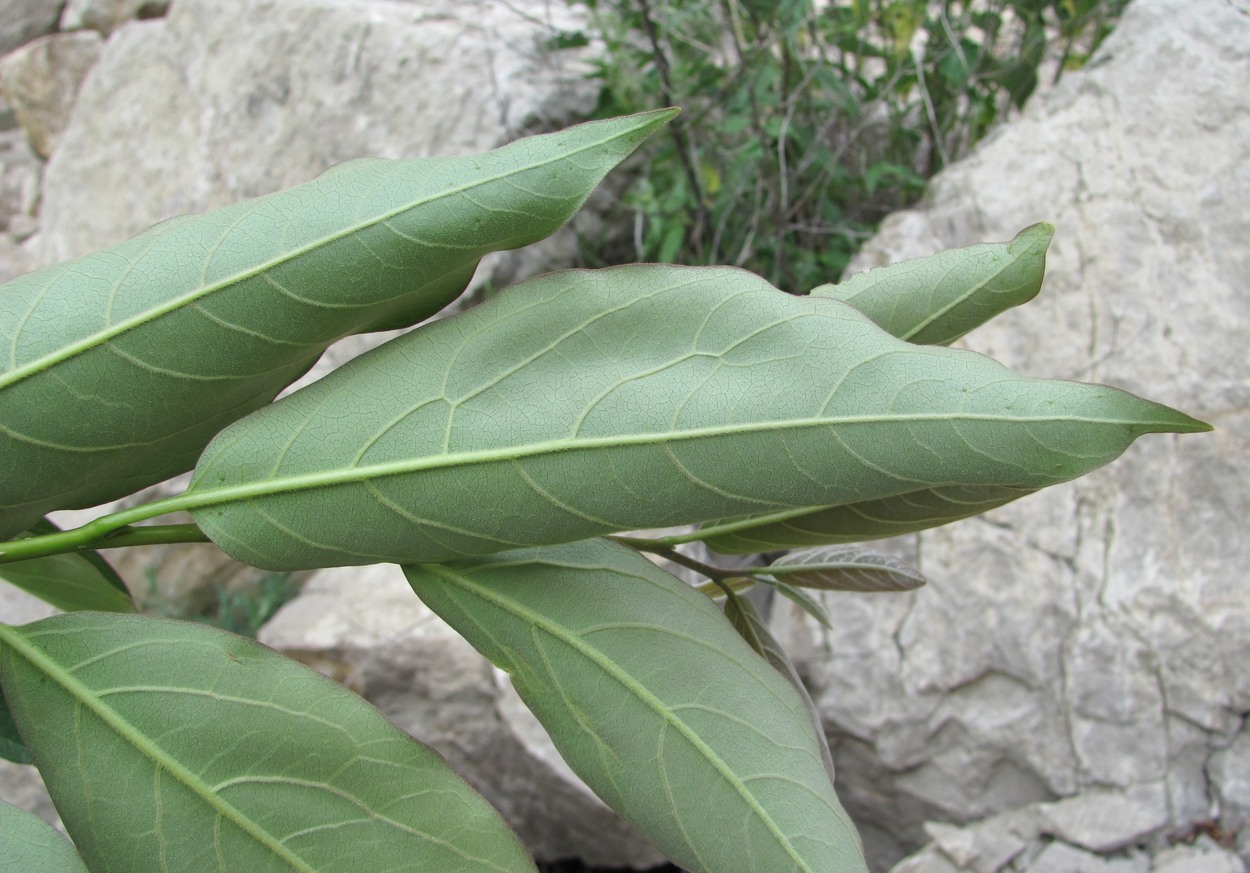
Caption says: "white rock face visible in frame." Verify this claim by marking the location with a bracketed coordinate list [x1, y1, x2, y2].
[0, 123, 41, 240]
[780, 0, 1250, 870]
[34, 0, 598, 266]
[0, 31, 104, 158]
[0, 0, 63, 57]
[59, 0, 171, 35]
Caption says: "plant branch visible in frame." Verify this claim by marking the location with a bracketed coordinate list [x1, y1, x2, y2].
[608, 535, 740, 581]
[0, 519, 209, 564]
[695, 575, 757, 598]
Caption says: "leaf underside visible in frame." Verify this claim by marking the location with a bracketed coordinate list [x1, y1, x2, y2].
[0, 614, 536, 873]
[708, 224, 1052, 552]
[762, 545, 926, 592]
[810, 223, 1053, 345]
[699, 483, 1031, 553]
[405, 539, 868, 873]
[184, 265, 1205, 570]
[0, 110, 675, 539]
[0, 691, 28, 764]
[0, 802, 89, 873]
[0, 519, 134, 613]
[720, 591, 837, 782]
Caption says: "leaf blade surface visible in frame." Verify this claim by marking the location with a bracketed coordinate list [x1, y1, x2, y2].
[811, 223, 1053, 345]
[0, 110, 674, 537]
[0, 519, 134, 613]
[0, 802, 89, 873]
[0, 614, 536, 873]
[183, 265, 1205, 570]
[698, 483, 1031, 553]
[720, 590, 837, 782]
[762, 546, 926, 592]
[405, 539, 868, 873]
[0, 691, 28, 763]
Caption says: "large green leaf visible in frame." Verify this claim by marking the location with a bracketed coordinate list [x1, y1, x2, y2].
[718, 226, 1053, 554]
[405, 539, 868, 873]
[810, 223, 1053, 345]
[0, 802, 89, 873]
[719, 590, 837, 783]
[697, 483, 1030, 553]
[0, 614, 537, 873]
[0, 519, 134, 613]
[180, 265, 1206, 570]
[0, 110, 675, 539]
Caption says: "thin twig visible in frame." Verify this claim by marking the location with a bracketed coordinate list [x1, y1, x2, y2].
[636, 0, 707, 252]
[607, 535, 738, 581]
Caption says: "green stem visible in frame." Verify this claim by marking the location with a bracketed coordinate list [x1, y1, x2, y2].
[0, 511, 208, 564]
[696, 575, 757, 599]
[608, 535, 742, 582]
[87, 524, 210, 551]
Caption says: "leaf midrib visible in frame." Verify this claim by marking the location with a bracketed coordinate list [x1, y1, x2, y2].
[0, 624, 316, 873]
[899, 248, 1023, 341]
[424, 564, 820, 873]
[0, 119, 656, 392]
[176, 409, 1161, 515]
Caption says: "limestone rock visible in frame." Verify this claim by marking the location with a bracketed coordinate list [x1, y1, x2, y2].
[892, 848, 964, 873]
[1210, 724, 1250, 848]
[923, 819, 1028, 872]
[1151, 839, 1247, 873]
[0, 32, 104, 159]
[1037, 789, 1169, 854]
[258, 563, 668, 869]
[0, 128, 40, 239]
[781, 0, 1250, 868]
[0, 233, 35, 283]
[0, 0, 63, 58]
[34, 0, 598, 266]
[59, 0, 171, 35]
[1024, 842, 1148, 873]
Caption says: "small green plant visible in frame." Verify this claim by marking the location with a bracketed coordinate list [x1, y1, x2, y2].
[140, 567, 300, 638]
[566, 0, 1130, 288]
[0, 111, 1206, 872]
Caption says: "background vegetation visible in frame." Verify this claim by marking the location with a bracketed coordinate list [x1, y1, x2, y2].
[561, 0, 1130, 291]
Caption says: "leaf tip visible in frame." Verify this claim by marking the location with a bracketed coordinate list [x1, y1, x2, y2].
[1171, 412, 1214, 435]
[1016, 222, 1056, 248]
[649, 106, 682, 127]
[1125, 393, 1214, 436]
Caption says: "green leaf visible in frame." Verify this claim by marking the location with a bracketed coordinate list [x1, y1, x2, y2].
[0, 110, 676, 539]
[181, 264, 1206, 570]
[720, 591, 836, 782]
[698, 483, 1030, 553]
[0, 614, 537, 873]
[0, 689, 29, 764]
[404, 539, 867, 873]
[763, 579, 833, 629]
[809, 223, 1054, 345]
[0, 519, 134, 613]
[763, 545, 925, 592]
[179, 264, 1207, 569]
[0, 802, 89, 873]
